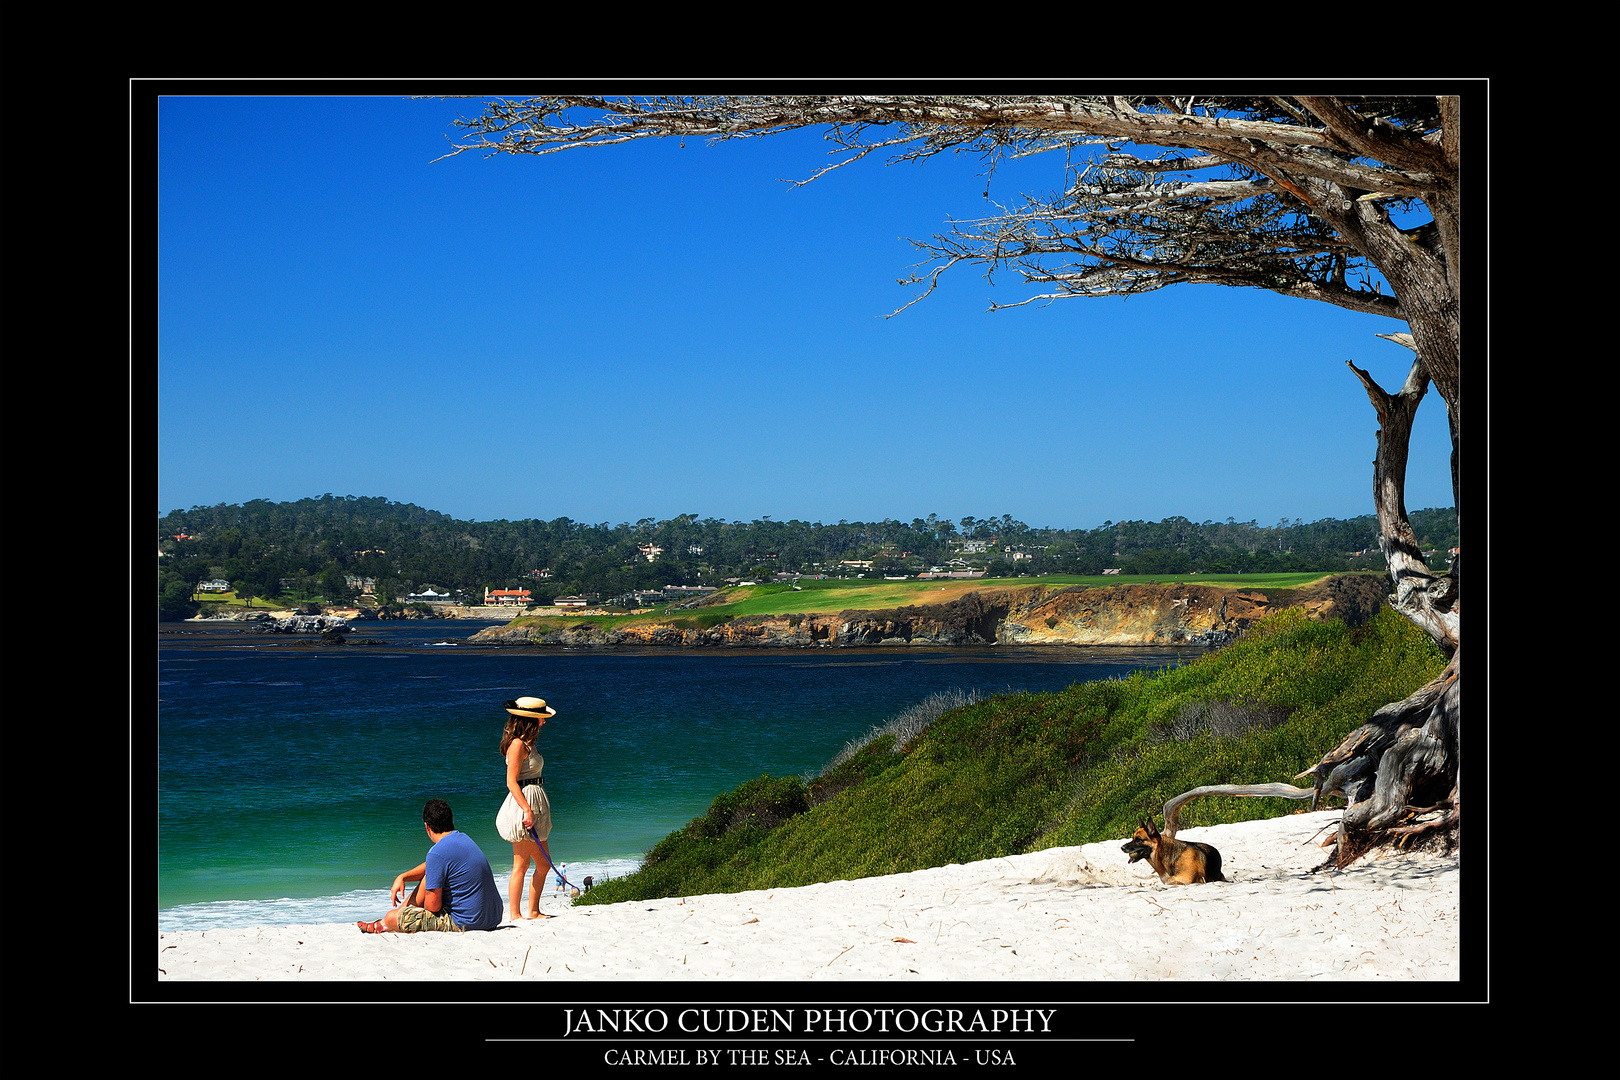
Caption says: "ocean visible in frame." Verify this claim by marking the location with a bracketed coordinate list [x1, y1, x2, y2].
[156, 619, 1192, 930]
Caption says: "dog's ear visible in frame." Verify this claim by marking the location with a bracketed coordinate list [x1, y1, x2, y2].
[1146, 818, 1160, 839]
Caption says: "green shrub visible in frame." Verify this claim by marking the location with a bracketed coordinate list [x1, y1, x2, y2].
[692, 774, 810, 839]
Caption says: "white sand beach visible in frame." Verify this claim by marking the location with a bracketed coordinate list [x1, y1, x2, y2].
[154, 811, 1458, 982]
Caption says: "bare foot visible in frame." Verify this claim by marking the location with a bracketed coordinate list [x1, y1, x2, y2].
[525, 911, 553, 920]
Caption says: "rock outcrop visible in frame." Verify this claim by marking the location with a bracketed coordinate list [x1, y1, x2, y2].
[467, 575, 1391, 649]
[257, 615, 351, 634]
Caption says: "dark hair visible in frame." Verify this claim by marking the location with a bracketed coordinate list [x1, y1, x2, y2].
[501, 714, 542, 757]
[422, 798, 455, 833]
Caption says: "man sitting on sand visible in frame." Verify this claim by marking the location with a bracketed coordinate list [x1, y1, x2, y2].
[358, 799, 503, 934]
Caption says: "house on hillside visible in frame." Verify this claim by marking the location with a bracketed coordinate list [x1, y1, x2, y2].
[485, 587, 532, 606]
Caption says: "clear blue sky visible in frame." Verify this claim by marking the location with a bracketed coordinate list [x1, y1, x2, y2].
[157, 96, 1454, 529]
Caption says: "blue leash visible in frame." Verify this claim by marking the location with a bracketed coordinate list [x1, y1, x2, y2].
[527, 824, 585, 895]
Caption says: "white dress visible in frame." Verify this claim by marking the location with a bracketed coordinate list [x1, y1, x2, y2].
[496, 741, 551, 843]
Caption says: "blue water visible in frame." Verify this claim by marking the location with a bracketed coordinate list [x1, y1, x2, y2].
[157, 620, 1192, 929]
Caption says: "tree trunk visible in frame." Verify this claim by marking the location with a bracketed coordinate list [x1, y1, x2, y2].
[1298, 340, 1461, 865]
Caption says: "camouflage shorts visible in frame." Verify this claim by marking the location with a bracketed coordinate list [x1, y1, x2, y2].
[396, 905, 464, 934]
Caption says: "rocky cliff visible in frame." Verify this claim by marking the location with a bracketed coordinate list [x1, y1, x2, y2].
[466, 575, 1391, 649]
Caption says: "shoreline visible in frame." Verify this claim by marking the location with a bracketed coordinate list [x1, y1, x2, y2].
[154, 811, 1458, 982]
[168, 576, 1394, 650]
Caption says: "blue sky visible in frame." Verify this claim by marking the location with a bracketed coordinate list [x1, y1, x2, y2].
[157, 96, 1455, 529]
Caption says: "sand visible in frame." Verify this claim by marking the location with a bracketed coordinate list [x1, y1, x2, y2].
[154, 811, 1458, 982]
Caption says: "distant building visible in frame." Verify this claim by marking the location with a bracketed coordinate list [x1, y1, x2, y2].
[611, 585, 715, 607]
[1101, 568, 1123, 575]
[485, 587, 533, 606]
[406, 588, 452, 603]
[198, 579, 231, 593]
[639, 544, 664, 562]
[553, 595, 589, 608]
[346, 575, 379, 594]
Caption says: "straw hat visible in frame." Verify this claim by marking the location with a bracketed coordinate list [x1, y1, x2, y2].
[504, 696, 558, 720]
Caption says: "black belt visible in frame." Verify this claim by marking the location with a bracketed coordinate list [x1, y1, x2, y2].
[520, 776, 544, 786]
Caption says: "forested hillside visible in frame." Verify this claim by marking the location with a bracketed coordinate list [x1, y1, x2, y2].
[156, 495, 1457, 618]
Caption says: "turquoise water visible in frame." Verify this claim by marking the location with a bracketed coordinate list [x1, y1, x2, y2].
[157, 622, 1191, 928]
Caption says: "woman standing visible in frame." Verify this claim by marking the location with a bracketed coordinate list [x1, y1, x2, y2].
[494, 695, 557, 921]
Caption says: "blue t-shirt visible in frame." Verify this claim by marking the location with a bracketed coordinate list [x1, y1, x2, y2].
[423, 830, 503, 931]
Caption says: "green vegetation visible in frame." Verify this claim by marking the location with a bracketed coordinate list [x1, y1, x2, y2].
[710, 572, 1361, 618]
[188, 591, 275, 608]
[155, 495, 1457, 620]
[578, 604, 1444, 905]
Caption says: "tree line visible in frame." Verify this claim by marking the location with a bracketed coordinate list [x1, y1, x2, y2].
[155, 494, 1457, 619]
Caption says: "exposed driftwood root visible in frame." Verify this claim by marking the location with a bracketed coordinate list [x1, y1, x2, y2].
[1297, 650, 1460, 867]
[1161, 784, 1319, 838]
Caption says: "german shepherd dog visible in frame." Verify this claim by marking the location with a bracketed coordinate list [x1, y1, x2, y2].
[1120, 817, 1225, 884]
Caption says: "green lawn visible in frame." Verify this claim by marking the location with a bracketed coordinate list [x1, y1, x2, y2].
[701, 572, 1357, 618]
[192, 591, 333, 609]
[193, 592, 273, 608]
[498, 572, 1370, 629]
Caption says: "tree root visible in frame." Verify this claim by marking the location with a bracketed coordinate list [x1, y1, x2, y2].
[1161, 783, 1318, 838]
[1297, 652, 1460, 866]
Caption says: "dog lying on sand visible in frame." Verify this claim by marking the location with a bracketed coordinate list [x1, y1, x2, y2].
[1121, 817, 1225, 884]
